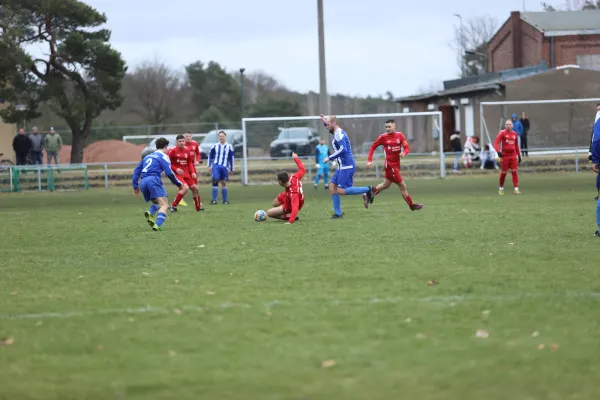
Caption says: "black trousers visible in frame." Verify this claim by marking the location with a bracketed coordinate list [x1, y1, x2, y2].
[521, 135, 528, 155]
[15, 153, 28, 165]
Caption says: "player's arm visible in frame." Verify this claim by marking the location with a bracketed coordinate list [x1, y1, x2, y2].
[228, 145, 235, 172]
[314, 146, 320, 164]
[168, 150, 180, 174]
[194, 144, 201, 163]
[292, 153, 306, 179]
[132, 160, 143, 191]
[159, 157, 184, 188]
[516, 133, 522, 160]
[367, 136, 383, 163]
[400, 134, 410, 156]
[327, 131, 346, 160]
[287, 192, 300, 224]
[188, 151, 197, 177]
[320, 114, 327, 127]
[207, 146, 215, 169]
[493, 132, 503, 156]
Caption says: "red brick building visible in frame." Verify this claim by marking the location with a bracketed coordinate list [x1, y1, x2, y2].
[488, 10, 600, 72]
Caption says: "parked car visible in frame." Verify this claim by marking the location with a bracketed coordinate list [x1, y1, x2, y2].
[140, 134, 178, 159]
[269, 127, 320, 158]
[199, 129, 244, 161]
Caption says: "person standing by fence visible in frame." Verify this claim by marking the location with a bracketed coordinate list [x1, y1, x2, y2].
[29, 126, 44, 165]
[520, 112, 529, 156]
[13, 128, 32, 166]
[44, 127, 62, 166]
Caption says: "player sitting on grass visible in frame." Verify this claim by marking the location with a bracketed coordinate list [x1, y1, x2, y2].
[365, 119, 423, 211]
[132, 137, 187, 231]
[267, 152, 305, 224]
[494, 119, 522, 195]
[168, 134, 203, 212]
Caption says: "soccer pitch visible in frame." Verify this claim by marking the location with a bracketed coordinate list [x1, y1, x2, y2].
[1, 172, 600, 399]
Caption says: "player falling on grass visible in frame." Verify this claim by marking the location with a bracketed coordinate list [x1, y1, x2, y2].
[267, 152, 305, 224]
[208, 131, 234, 204]
[365, 119, 423, 211]
[494, 119, 522, 195]
[590, 104, 600, 236]
[320, 114, 374, 219]
[588, 103, 600, 200]
[132, 137, 187, 231]
[168, 134, 204, 212]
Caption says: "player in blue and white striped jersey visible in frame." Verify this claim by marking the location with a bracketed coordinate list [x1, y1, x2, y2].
[320, 114, 374, 218]
[208, 131, 235, 204]
[589, 103, 600, 236]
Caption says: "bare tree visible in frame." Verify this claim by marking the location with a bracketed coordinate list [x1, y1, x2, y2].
[125, 58, 185, 126]
[542, 0, 598, 9]
[415, 81, 443, 95]
[449, 15, 499, 77]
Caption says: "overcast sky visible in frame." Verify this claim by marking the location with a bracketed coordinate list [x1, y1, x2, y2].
[54, 0, 563, 97]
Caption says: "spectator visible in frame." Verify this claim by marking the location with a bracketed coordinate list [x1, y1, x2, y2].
[511, 113, 524, 150]
[29, 126, 44, 165]
[480, 144, 498, 170]
[462, 136, 480, 168]
[520, 112, 529, 156]
[450, 130, 462, 172]
[44, 127, 62, 166]
[12, 128, 32, 166]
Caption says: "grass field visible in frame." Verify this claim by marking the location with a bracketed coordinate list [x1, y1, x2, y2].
[1, 172, 600, 400]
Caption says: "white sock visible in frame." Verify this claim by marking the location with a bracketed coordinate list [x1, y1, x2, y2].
[514, 187, 519, 190]
[499, 187, 504, 190]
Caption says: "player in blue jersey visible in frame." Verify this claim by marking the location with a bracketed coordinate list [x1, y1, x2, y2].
[590, 103, 600, 236]
[314, 138, 330, 189]
[132, 137, 187, 231]
[320, 114, 374, 218]
[589, 103, 600, 200]
[208, 131, 235, 204]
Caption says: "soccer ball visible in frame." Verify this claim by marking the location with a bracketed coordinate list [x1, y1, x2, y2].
[254, 210, 267, 222]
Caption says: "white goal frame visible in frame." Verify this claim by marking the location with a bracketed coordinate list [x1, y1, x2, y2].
[479, 97, 600, 150]
[122, 133, 208, 143]
[241, 111, 444, 185]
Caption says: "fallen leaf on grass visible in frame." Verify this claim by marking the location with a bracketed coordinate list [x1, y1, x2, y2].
[532, 331, 540, 337]
[537, 344, 545, 350]
[550, 343, 559, 351]
[405, 317, 412, 323]
[415, 333, 427, 339]
[0, 337, 14, 346]
[321, 360, 336, 368]
[96, 345, 103, 351]
[35, 321, 42, 327]
[197, 245, 205, 248]
[206, 291, 216, 295]
[482, 310, 490, 317]
[173, 308, 181, 315]
[10, 291, 18, 295]
[174, 280, 180, 284]
[169, 350, 176, 356]
[475, 329, 489, 339]
[264, 312, 273, 317]
[427, 280, 439, 286]
[142, 272, 149, 276]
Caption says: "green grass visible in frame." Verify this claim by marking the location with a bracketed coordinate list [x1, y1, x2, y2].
[1, 172, 600, 399]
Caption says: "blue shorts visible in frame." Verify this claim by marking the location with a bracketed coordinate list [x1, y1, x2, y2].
[212, 165, 229, 182]
[140, 176, 167, 202]
[597, 170, 600, 189]
[331, 167, 355, 189]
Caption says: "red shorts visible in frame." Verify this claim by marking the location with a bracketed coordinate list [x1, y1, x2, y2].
[501, 156, 518, 172]
[178, 172, 197, 187]
[384, 166, 403, 184]
[276, 192, 304, 214]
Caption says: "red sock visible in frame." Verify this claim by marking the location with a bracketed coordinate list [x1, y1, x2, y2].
[194, 195, 201, 211]
[512, 171, 519, 187]
[499, 172, 507, 187]
[403, 195, 414, 207]
[172, 192, 184, 207]
[373, 187, 381, 195]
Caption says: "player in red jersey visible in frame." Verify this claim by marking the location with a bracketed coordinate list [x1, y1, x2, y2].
[267, 152, 305, 224]
[494, 119, 522, 195]
[365, 119, 423, 211]
[184, 131, 201, 164]
[168, 134, 204, 211]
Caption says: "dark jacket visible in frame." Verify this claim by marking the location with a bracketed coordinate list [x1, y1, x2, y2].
[13, 134, 32, 155]
[520, 118, 530, 135]
[450, 132, 462, 152]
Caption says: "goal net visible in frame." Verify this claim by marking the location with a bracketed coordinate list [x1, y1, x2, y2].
[240, 112, 444, 186]
[11, 165, 89, 192]
[480, 98, 600, 157]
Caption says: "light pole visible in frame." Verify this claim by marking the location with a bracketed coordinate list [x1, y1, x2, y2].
[239, 68, 245, 118]
[453, 13, 464, 77]
[317, 0, 329, 121]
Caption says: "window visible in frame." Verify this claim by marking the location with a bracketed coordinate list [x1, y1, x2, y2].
[577, 54, 600, 70]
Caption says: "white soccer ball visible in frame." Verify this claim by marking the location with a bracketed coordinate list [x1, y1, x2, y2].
[254, 210, 267, 222]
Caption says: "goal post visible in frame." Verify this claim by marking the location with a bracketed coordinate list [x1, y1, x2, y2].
[480, 98, 600, 153]
[241, 111, 444, 186]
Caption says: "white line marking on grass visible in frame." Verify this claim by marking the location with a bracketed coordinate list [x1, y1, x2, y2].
[1, 292, 599, 320]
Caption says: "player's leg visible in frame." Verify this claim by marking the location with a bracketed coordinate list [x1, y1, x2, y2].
[596, 172, 600, 235]
[141, 179, 159, 226]
[329, 171, 343, 218]
[338, 169, 370, 196]
[267, 205, 286, 219]
[510, 158, 520, 194]
[323, 166, 329, 189]
[499, 158, 509, 195]
[221, 167, 229, 204]
[210, 167, 220, 204]
[170, 175, 190, 211]
[190, 183, 203, 211]
[152, 196, 170, 231]
[397, 178, 423, 211]
[314, 166, 322, 188]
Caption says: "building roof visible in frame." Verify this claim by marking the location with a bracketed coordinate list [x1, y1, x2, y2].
[521, 10, 600, 36]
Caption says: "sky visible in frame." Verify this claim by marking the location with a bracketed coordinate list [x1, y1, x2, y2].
[34, 0, 566, 98]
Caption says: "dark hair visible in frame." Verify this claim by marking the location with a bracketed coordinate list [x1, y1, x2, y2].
[176, 134, 185, 140]
[277, 171, 289, 183]
[185, 130, 191, 134]
[219, 130, 227, 136]
[155, 137, 169, 150]
[385, 119, 395, 124]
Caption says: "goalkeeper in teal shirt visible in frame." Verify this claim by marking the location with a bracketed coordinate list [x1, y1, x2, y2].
[314, 138, 330, 189]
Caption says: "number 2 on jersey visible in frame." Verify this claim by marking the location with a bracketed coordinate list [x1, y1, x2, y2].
[142, 158, 152, 172]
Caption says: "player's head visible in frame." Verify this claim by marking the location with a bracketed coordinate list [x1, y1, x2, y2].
[597, 102, 600, 111]
[505, 119, 513, 131]
[319, 138, 326, 145]
[384, 119, 396, 134]
[521, 111, 527, 118]
[155, 137, 169, 150]
[326, 116, 338, 134]
[176, 134, 186, 149]
[184, 131, 192, 142]
[218, 131, 227, 144]
[276, 171, 290, 187]
[511, 113, 518, 121]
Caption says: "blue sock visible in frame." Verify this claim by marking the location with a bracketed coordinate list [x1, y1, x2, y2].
[149, 204, 159, 215]
[332, 194, 342, 216]
[212, 186, 218, 201]
[156, 212, 166, 227]
[344, 186, 369, 195]
[596, 199, 600, 231]
[222, 188, 228, 202]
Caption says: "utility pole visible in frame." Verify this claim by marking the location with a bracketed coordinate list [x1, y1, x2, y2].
[453, 14, 464, 77]
[317, 0, 330, 122]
